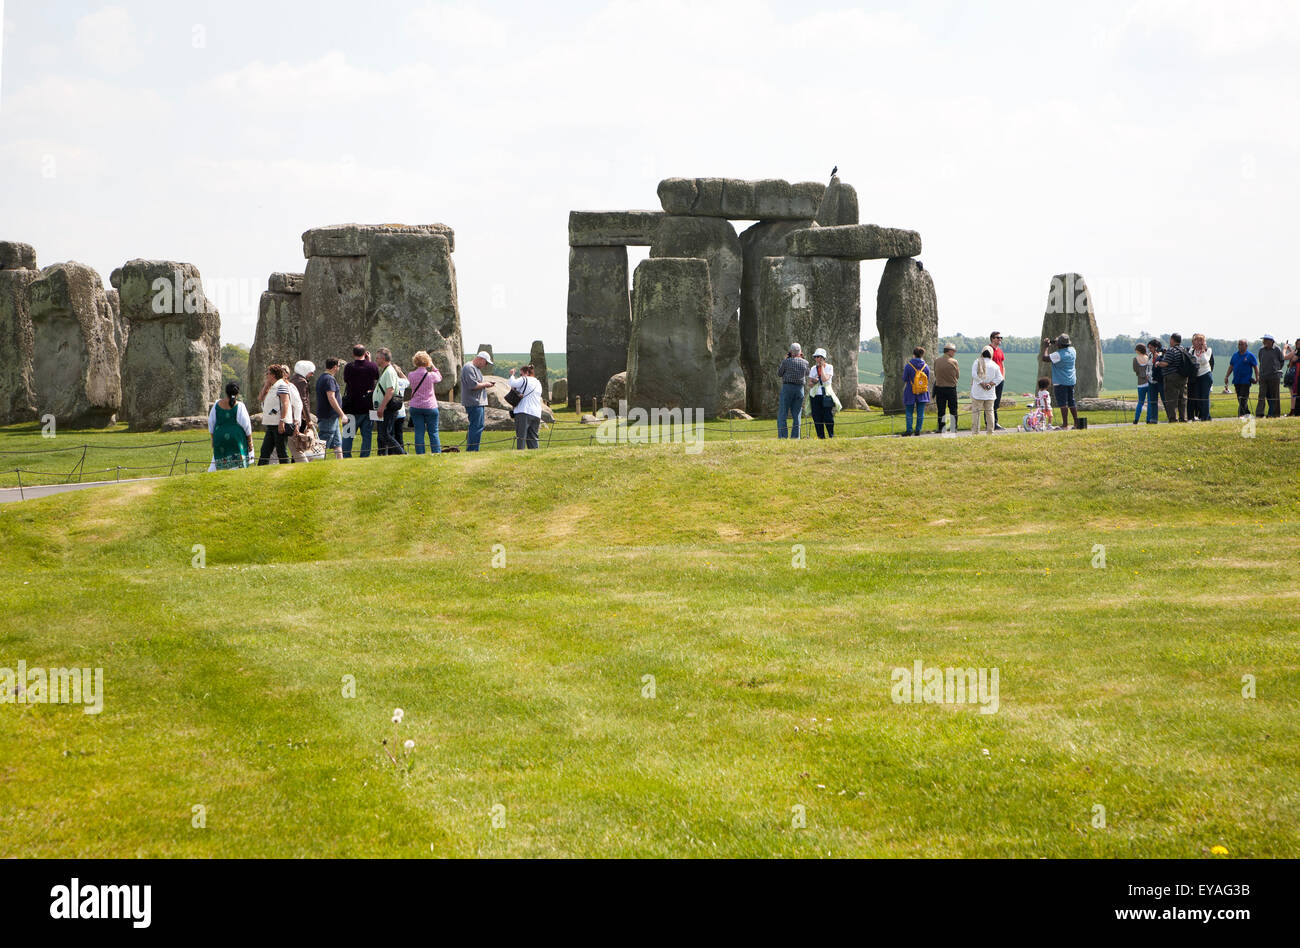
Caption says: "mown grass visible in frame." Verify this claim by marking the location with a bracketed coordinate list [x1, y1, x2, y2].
[0, 420, 1296, 857]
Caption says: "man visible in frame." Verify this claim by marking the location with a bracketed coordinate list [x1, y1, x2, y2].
[1224, 339, 1258, 418]
[988, 331, 1007, 429]
[461, 351, 494, 451]
[776, 343, 809, 439]
[372, 348, 406, 455]
[1147, 339, 1165, 423]
[1040, 333, 1079, 430]
[342, 344, 379, 458]
[933, 342, 960, 433]
[315, 357, 348, 460]
[1155, 332, 1190, 423]
[1256, 333, 1285, 418]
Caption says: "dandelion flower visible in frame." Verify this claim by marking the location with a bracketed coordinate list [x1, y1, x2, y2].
[1210, 845, 1229, 856]
[403, 739, 415, 751]
[392, 708, 405, 723]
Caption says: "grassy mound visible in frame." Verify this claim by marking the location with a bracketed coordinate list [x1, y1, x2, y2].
[1, 421, 1297, 857]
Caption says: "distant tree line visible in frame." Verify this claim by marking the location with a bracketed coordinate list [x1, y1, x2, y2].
[860, 333, 1272, 354]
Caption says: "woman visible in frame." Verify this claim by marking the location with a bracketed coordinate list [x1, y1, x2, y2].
[507, 364, 544, 449]
[806, 348, 836, 439]
[1147, 339, 1165, 424]
[1287, 339, 1300, 416]
[1189, 333, 1214, 421]
[406, 351, 443, 454]
[970, 347, 1003, 435]
[901, 347, 931, 436]
[1132, 343, 1157, 424]
[257, 364, 296, 465]
[208, 381, 253, 470]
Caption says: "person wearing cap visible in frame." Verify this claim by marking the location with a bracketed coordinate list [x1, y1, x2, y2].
[806, 348, 836, 439]
[461, 350, 495, 451]
[988, 331, 1007, 429]
[372, 347, 406, 455]
[933, 343, 960, 433]
[1040, 333, 1079, 430]
[1255, 334, 1285, 418]
[1224, 339, 1258, 418]
[776, 343, 809, 439]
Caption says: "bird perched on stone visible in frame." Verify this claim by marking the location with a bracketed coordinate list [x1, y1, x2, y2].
[830, 165, 838, 178]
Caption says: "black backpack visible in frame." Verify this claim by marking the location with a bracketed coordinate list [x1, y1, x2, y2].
[1174, 347, 1197, 378]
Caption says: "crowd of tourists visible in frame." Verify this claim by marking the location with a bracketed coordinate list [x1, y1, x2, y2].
[775, 332, 1300, 438]
[206, 345, 544, 469]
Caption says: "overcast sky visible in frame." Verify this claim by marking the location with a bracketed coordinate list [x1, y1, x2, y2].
[2, 0, 1297, 350]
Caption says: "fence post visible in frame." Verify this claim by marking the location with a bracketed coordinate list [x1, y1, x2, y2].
[16, 469, 23, 502]
[168, 440, 183, 476]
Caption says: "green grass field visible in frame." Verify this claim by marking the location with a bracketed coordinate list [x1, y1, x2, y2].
[1, 419, 1296, 857]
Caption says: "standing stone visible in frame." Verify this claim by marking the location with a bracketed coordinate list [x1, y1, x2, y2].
[567, 245, 630, 402]
[754, 255, 861, 416]
[651, 216, 744, 413]
[738, 220, 813, 414]
[118, 260, 222, 429]
[27, 262, 123, 427]
[297, 224, 462, 400]
[0, 267, 38, 424]
[249, 273, 303, 392]
[550, 377, 567, 405]
[367, 233, 462, 398]
[529, 340, 549, 400]
[626, 258, 717, 416]
[1041, 273, 1103, 398]
[876, 258, 938, 414]
[0, 242, 37, 271]
[814, 175, 859, 226]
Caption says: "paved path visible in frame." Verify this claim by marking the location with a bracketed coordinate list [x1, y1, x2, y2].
[0, 476, 165, 505]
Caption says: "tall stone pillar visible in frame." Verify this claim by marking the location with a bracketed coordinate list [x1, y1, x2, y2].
[566, 245, 630, 402]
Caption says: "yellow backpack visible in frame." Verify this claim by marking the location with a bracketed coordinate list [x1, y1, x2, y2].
[910, 361, 929, 396]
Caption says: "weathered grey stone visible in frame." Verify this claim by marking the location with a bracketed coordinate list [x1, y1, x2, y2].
[568, 211, 665, 247]
[529, 340, 548, 399]
[627, 258, 718, 417]
[0, 242, 37, 270]
[604, 371, 627, 410]
[550, 377, 567, 405]
[1077, 397, 1129, 411]
[814, 176, 859, 226]
[567, 245, 630, 401]
[738, 219, 813, 413]
[106, 287, 126, 357]
[876, 258, 938, 413]
[28, 262, 123, 427]
[754, 255, 861, 415]
[302, 223, 455, 258]
[724, 408, 753, 420]
[117, 260, 222, 430]
[109, 268, 122, 289]
[435, 401, 517, 431]
[0, 268, 38, 424]
[858, 383, 883, 408]
[367, 234, 461, 398]
[296, 231, 463, 400]
[248, 290, 302, 392]
[657, 178, 825, 220]
[787, 224, 921, 260]
[1041, 273, 1103, 399]
[268, 272, 304, 295]
[161, 415, 209, 432]
[651, 216, 744, 413]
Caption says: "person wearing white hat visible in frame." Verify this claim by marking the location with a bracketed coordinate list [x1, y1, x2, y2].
[461, 350, 495, 451]
[806, 348, 836, 438]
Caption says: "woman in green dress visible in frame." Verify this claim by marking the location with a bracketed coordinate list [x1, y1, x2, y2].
[208, 382, 254, 471]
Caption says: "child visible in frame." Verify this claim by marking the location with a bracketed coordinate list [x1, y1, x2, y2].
[1022, 377, 1054, 432]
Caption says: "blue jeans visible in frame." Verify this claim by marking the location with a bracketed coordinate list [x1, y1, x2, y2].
[1134, 384, 1158, 423]
[318, 416, 342, 450]
[343, 412, 373, 458]
[409, 407, 441, 454]
[777, 383, 804, 438]
[466, 404, 486, 451]
[905, 402, 926, 432]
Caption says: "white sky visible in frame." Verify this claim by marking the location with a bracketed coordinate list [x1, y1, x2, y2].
[2, 0, 1298, 349]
